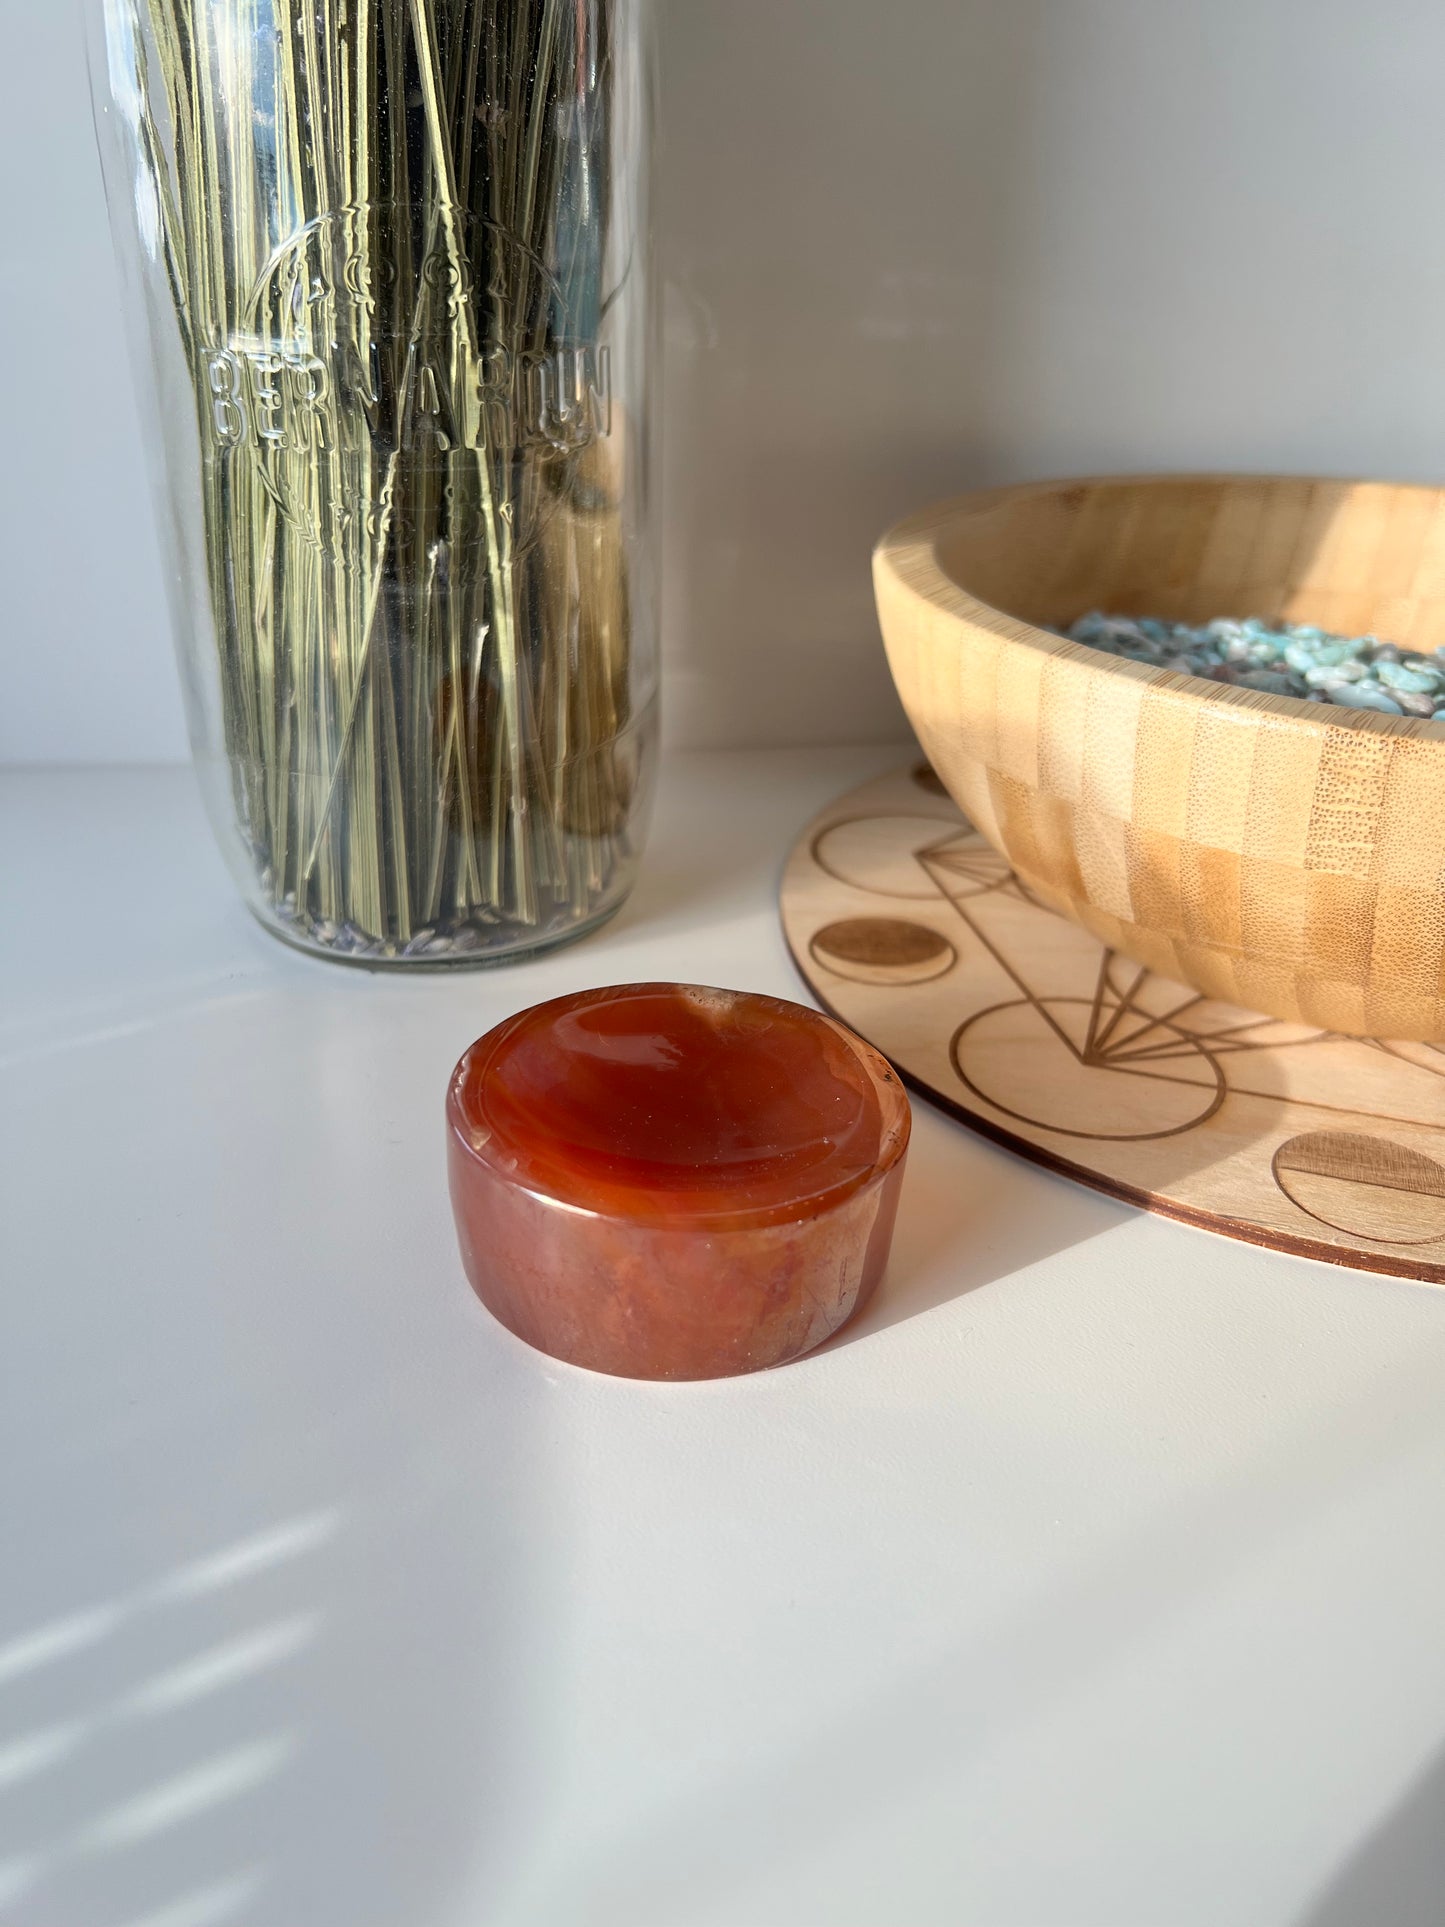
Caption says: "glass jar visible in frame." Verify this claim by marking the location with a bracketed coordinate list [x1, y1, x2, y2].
[88, 0, 658, 964]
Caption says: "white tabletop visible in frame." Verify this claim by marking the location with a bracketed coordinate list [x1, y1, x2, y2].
[4, 748, 1445, 1927]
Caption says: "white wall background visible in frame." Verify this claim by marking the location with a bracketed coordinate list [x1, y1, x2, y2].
[5, 0, 1445, 763]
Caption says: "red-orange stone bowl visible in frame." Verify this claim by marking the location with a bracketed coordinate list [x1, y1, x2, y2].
[446, 984, 912, 1380]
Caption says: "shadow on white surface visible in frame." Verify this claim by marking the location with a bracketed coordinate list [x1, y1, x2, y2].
[0, 1382, 559, 1927]
[832, 1106, 1129, 1348]
[608, 747, 907, 952]
[1297, 1748, 1445, 1927]
[21, 768, 1445, 1925]
[516, 1331, 1445, 1927]
[0, 970, 569, 1927]
[609, 842, 764, 949]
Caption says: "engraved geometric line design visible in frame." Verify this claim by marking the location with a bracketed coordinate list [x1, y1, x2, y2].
[812, 816, 1017, 907]
[793, 766, 1445, 1279]
[948, 997, 1228, 1142]
[903, 816, 1445, 1135]
[908, 838, 1231, 1142]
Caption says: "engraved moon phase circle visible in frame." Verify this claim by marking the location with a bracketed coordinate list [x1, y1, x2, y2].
[810, 918, 957, 987]
[1272, 1132, 1445, 1245]
[951, 999, 1226, 1141]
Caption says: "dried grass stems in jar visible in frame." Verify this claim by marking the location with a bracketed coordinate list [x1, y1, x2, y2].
[125, 0, 639, 959]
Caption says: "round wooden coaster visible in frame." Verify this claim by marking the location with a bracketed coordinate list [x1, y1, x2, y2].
[782, 764, 1445, 1284]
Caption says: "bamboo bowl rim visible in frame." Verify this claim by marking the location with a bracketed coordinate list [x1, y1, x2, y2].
[874, 473, 1445, 743]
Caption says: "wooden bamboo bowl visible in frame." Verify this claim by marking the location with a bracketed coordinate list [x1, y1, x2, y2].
[874, 475, 1445, 1042]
